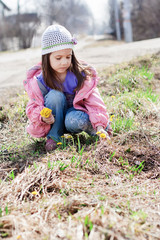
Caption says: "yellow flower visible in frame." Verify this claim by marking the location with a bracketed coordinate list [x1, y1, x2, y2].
[57, 142, 62, 145]
[110, 115, 115, 122]
[31, 191, 38, 195]
[17, 236, 21, 240]
[96, 131, 101, 135]
[111, 96, 115, 98]
[66, 135, 72, 139]
[40, 107, 52, 118]
[100, 133, 106, 138]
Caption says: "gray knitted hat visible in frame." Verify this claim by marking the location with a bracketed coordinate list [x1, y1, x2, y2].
[41, 25, 77, 55]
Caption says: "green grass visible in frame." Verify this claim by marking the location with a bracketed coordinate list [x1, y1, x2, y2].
[112, 117, 135, 134]
[106, 66, 154, 94]
[102, 65, 159, 133]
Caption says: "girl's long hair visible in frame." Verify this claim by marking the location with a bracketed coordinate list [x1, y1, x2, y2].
[42, 51, 90, 92]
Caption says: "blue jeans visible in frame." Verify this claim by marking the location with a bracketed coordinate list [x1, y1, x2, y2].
[44, 90, 96, 141]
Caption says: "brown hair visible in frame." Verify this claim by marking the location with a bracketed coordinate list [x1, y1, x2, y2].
[41, 51, 90, 92]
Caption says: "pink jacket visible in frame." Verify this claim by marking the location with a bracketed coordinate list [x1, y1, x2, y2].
[23, 63, 109, 138]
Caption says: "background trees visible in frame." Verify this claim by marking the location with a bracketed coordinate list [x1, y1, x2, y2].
[131, 0, 160, 41]
[107, 0, 160, 41]
[39, 0, 92, 33]
[1, 0, 160, 51]
[0, 0, 92, 51]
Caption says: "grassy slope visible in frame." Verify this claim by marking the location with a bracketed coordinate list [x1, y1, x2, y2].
[0, 53, 160, 240]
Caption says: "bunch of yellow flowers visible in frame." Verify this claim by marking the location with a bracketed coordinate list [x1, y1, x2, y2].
[40, 107, 52, 118]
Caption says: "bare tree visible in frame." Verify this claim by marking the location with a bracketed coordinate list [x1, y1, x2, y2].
[131, 0, 160, 40]
[18, 13, 40, 49]
[39, 0, 63, 25]
[108, 0, 116, 36]
[107, 0, 123, 38]
[107, 0, 160, 41]
[0, 22, 7, 50]
[39, 0, 92, 33]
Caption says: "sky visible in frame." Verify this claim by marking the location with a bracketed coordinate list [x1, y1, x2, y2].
[86, 0, 108, 22]
[3, 0, 108, 23]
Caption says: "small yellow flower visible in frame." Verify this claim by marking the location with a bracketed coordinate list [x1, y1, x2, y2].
[66, 135, 72, 139]
[110, 115, 115, 122]
[57, 142, 62, 145]
[111, 96, 115, 98]
[96, 131, 101, 135]
[100, 133, 106, 138]
[40, 107, 52, 118]
[17, 236, 21, 240]
[31, 191, 38, 195]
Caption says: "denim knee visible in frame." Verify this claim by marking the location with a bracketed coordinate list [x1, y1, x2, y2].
[65, 110, 89, 133]
[44, 90, 66, 110]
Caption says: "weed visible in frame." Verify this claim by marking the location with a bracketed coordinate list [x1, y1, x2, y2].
[116, 157, 145, 179]
[112, 117, 135, 134]
[108, 66, 153, 94]
[100, 205, 105, 216]
[109, 151, 116, 162]
[33, 161, 38, 170]
[55, 208, 61, 219]
[128, 161, 145, 174]
[70, 155, 76, 164]
[83, 158, 89, 167]
[84, 215, 93, 237]
[105, 173, 109, 179]
[62, 136, 67, 149]
[77, 135, 81, 153]
[0, 232, 9, 238]
[59, 189, 68, 196]
[131, 210, 148, 224]
[137, 89, 158, 103]
[47, 160, 51, 169]
[0, 208, 2, 217]
[8, 170, 15, 180]
[0, 205, 9, 217]
[59, 162, 69, 171]
[98, 195, 107, 201]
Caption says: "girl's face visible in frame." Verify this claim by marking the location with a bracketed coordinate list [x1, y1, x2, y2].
[49, 49, 72, 75]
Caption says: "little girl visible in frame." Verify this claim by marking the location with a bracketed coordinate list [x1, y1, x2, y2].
[24, 25, 112, 151]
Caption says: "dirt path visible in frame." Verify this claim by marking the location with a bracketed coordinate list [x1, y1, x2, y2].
[0, 37, 160, 91]
[77, 37, 160, 68]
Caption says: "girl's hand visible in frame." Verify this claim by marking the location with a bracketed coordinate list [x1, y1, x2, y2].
[42, 114, 55, 124]
[96, 126, 111, 142]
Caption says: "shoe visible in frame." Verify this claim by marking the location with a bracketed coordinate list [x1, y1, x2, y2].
[45, 138, 57, 152]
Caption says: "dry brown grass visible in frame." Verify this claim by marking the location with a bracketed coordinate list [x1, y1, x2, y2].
[0, 152, 159, 239]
